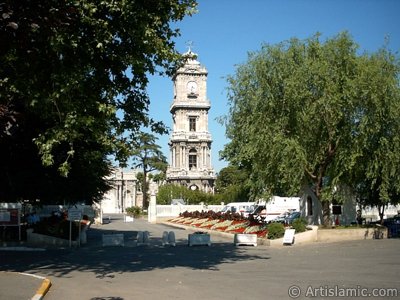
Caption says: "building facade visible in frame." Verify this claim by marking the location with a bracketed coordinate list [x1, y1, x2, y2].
[166, 49, 216, 193]
[99, 169, 142, 213]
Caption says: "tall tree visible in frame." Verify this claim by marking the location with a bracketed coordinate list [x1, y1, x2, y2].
[350, 48, 400, 221]
[0, 0, 196, 203]
[130, 132, 167, 208]
[214, 165, 250, 203]
[221, 32, 400, 225]
[157, 183, 217, 205]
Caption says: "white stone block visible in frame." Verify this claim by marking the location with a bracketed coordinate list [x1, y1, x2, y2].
[188, 233, 211, 247]
[124, 215, 134, 222]
[137, 231, 144, 244]
[102, 234, 124, 247]
[168, 231, 176, 246]
[234, 233, 257, 246]
[143, 231, 150, 244]
[162, 231, 169, 246]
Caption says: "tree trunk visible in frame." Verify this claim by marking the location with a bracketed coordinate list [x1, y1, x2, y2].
[142, 169, 148, 209]
[315, 176, 331, 227]
[378, 204, 385, 224]
[322, 200, 331, 226]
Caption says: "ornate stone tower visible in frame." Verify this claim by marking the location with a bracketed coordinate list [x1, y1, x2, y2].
[166, 49, 216, 193]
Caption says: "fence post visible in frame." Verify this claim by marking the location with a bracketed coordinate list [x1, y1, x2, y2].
[148, 192, 157, 223]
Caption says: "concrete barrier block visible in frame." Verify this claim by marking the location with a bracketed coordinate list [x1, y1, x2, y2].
[137, 231, 144, 244]
[162, 231, 169, 246]
[143, 231, 150, 245]
[188, 233, 211, 247]
[102, 233, 124, 247]
[234, 233, 257, 246]
[168, 231, 176, 246]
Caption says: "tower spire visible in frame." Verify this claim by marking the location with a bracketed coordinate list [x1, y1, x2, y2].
[186, 40, 194, 53]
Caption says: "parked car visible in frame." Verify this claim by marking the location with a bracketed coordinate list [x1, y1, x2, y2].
[284, 211, 301, 225]
[269, 211, 291, 223]
[248, 205, 267, 223]
[220, 202, 254, 215]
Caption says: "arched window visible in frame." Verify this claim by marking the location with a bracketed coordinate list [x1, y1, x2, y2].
[189, 149, 197, 170]
[189, 117, 196, 131]
[307, 196, 313, 216]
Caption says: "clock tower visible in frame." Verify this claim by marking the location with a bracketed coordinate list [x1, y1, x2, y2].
[166, 49, 216, 193]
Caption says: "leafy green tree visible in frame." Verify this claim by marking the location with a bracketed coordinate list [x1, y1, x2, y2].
[156, 183, 187, 205]
[157, 183, 218, 205]
[221, 32, 400, 225]
[0, 0, 196, 203]
[152, 172, 166, 185]
[130, 132, 167, 208]
[349, 48, 400, 222]
[0, 108, 112, 204]
[214, 165, 250, 203]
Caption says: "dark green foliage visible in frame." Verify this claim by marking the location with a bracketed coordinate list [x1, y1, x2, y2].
[267, 222, 285, 240]
[0, 0, 196, 204]
[157, 184, 219, 205]
[125, 206, 142, 218]
[215, 165, 251, 202]
[291, 217, 307, 233]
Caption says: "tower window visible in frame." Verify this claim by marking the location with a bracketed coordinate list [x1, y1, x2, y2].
[189, 117, 196, 131]
[189, 149, 197, 170]
[307, 196, 313, 216]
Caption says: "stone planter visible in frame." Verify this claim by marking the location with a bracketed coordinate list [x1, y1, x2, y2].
[234, 233, 258, 246]
[188, 232, 211, 246]
[27, 230, 78, 247]
[124, 215, 135, 222]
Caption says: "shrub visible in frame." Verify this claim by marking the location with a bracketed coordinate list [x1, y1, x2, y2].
[267, 222, 285, 239]
[33, 218, 79, 240]
[292, 217, 307, 233]
[126, 206, 142, 218]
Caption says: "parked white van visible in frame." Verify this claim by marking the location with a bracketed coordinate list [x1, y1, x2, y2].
[249, 196, 300, 222]
[221, 202, 255, 215]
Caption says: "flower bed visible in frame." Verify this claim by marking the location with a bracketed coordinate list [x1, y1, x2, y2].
[168, 210, 268, 238]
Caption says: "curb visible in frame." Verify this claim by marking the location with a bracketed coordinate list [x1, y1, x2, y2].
[18, 273, 52, 300]
[0, 246, 46, 251]
[31, 278, 52, 300]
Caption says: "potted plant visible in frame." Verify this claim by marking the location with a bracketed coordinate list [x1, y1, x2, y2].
[125, 206, 142, 222]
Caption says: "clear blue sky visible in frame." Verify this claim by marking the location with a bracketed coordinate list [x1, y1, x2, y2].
[147, 0, 400, 173]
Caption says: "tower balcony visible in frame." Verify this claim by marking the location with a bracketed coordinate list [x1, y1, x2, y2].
[170, 100, 211, 113]
[170, 132, 212, 142]
[166, 167, 216, 180]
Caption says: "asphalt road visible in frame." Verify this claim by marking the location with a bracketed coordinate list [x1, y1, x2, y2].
[1, 215, 399, 300]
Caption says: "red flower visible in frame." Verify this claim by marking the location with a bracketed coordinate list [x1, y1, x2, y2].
[229, 227, 246, 233]
[256, 230, 268, 238]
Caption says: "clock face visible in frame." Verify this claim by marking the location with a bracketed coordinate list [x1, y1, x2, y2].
[187, 81, 198, 93]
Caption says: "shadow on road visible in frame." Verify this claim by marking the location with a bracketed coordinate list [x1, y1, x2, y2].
[1, 225, 271, 280]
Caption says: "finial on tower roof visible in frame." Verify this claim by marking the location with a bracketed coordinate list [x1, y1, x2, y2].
[186, 40, 194, 53]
